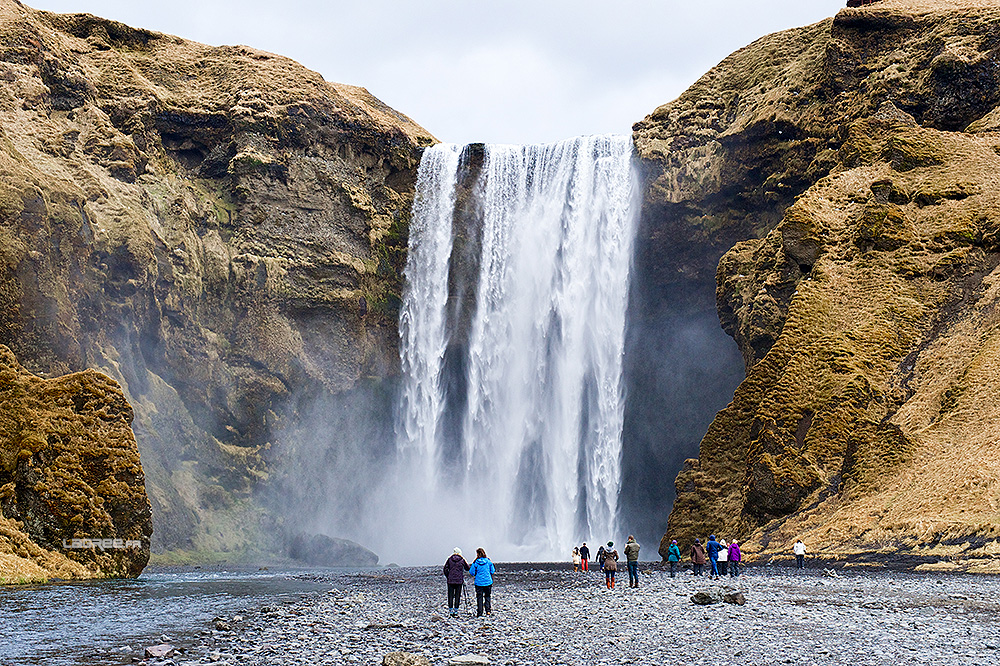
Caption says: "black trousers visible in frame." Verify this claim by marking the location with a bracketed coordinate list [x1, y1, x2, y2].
[796, 554, 804, 569]
[669, 561, 677, 577]
[447, 583, 463, 609]
[475, 584, 492, 616]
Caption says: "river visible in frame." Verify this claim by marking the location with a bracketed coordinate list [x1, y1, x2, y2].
[0, 566, 356, 665]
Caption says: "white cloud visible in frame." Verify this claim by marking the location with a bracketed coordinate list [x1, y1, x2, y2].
[28, 0, 847, 145]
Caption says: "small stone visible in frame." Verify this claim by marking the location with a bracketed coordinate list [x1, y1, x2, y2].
[215, 621, 231, 631]
[383, 652, 431, 666]
[448, 655, 490, 665]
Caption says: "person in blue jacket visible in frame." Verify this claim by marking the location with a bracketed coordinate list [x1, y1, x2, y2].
[706, 535, 723, 580]
[468, 547, 496, 617]
[667, 539, 681, 578]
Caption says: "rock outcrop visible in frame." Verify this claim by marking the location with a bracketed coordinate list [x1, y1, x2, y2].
[648, 0, 1000, 567]
[0, 0, 433, 555]
[289, 532, 378, 567]
[0, 344, 151, 582]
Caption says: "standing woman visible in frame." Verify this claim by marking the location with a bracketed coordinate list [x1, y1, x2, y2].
[691, 538, 707, 576]
[667, 539, 681, 578]
[603, 541, 619, 589]
[572, 547, 582, 572]
[443, 547, 470, 617]
[469, 547, 496, 617]
[717, 538, 729, 577]
[728, 540, 742, 577]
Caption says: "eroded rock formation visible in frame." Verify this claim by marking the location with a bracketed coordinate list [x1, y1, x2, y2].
[0, 344, 151, 581]
[0, 0, 434, 555]
[646, 0, 1000, 569]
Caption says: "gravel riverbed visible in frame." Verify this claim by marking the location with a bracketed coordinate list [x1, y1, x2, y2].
[149, 564, 1000, 666]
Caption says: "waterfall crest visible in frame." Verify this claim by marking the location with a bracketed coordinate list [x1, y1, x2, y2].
[393, 135, 639, 562]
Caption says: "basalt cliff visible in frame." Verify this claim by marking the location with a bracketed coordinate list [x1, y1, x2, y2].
[642, 0, 1000, 571]
[0, 0, 433, 559]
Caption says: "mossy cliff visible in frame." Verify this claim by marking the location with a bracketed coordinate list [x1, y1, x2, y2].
[641, 0, 1000, 571]
[0, 0, 434, 555]
[0, 344, 151, 582]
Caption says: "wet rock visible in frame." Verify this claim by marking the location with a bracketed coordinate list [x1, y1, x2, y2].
[144, 644, 175, 659]
[723, 592, 746, 605]
[383, 653, 431, 666]
[690, 590, 723, 605]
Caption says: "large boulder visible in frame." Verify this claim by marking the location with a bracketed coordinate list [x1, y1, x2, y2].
[289, 532, 378, 567]
[0, 344, 152, 580]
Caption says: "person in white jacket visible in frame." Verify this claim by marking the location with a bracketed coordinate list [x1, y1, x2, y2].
[793, 540, 806, 570]
[717, 539, 729, 576]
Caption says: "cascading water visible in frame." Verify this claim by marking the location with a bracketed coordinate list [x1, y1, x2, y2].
[391, 135, 639, 563]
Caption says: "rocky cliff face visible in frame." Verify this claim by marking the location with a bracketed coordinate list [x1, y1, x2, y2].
[0, 0, 434, 555]
[0, 344, 151, 582]
[635, 0, 1000, 572]
[641, 0, 1000, 570]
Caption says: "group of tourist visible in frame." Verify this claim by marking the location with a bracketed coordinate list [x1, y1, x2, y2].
[571, 536, 642, 589]
[444, 537, 810, 616]
[666, 535, 742, 579]
[442, 547, 495, 618]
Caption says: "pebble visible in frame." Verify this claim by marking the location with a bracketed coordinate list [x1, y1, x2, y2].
[161, 566, 1000, 666]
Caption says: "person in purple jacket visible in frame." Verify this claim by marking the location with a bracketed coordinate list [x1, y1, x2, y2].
[728, 540, 742, 578]
[443, 547, 470, 617]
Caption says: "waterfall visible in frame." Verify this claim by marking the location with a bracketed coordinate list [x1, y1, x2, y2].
[392, 135, 639, 563]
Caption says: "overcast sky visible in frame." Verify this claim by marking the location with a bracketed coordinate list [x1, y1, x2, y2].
[29, 0, 846, 145]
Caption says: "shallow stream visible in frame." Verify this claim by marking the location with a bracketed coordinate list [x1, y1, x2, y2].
[0, 566, 343, 665]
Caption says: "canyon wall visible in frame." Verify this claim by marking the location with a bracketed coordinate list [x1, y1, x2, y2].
[638, 0, 1000, 570]
[0, 0, 433, 556]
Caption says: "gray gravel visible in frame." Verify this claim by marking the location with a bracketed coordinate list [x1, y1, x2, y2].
[172, 564, 1000, 666]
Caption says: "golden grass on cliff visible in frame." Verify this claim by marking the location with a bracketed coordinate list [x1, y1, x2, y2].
[856, 0, 1000, 12]
[0, 516, 92, 584]
[736, 122, 1000, 564]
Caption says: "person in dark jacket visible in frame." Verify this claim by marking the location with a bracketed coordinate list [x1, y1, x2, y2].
[579, 542, 590, 571]
[603, 541, 619, 589]
[596, 544, 607, 572]
[706, 535, 723, 579]
[443, 547, 470, 617]
[624, 536, 641, 588]
[468, 547, 496, 617]
[667, 539, 681, 578]
[691, 538, 707, 576]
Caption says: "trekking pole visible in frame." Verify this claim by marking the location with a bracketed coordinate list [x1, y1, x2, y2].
[463, 584, 470, 615]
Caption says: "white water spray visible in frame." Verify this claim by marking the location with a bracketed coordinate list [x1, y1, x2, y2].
[390, 135, 638, 564]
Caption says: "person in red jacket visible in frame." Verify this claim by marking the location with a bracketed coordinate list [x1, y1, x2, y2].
[443, 547, 470, 617]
